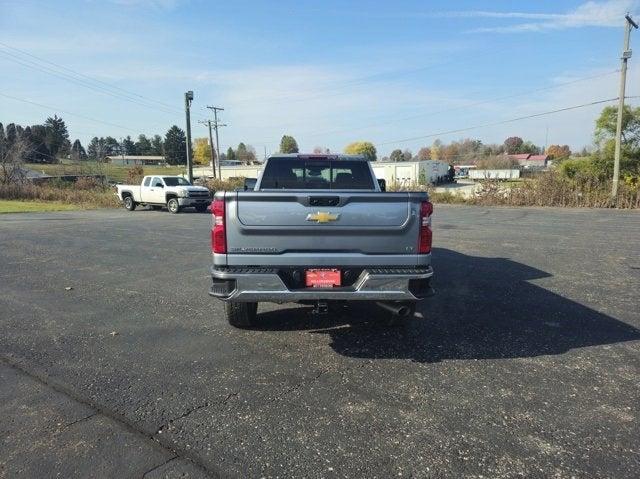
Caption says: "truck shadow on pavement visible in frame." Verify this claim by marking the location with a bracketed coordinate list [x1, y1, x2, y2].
[254, 248, 640, 362]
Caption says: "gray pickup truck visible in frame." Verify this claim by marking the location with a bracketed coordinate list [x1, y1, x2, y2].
[209, 154, 434, 327]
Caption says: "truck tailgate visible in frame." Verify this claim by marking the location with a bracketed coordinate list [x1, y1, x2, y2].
[226, 191, 425, 256]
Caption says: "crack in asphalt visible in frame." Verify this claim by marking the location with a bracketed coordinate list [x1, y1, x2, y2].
[268, 368, 329, 403]
[141, 455, 178, 478]
[156, 401, 211, 434]
[155, 391, 241, 435]
[60, 412, 98, 431]
[0, 353, 216, 479]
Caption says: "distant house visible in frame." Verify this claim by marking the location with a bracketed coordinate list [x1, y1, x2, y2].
[106, 155, 167, 166]
[506, 153, 549, 168]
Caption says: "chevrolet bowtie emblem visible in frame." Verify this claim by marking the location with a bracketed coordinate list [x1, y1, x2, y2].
[306, 211, 340, 223]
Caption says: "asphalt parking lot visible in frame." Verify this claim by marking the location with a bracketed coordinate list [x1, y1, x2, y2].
[1, 205, 639, 478]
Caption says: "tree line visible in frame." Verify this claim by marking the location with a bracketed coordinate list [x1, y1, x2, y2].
[273, 134, 575, 164]
[1, 115, 582, 171]
[0, 115, 71, 164]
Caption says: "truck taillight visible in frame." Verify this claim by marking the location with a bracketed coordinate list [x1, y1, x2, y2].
[211, 198, 226, 254]
[418, 200, 433, 254]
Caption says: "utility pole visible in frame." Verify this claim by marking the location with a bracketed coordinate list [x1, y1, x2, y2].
[184, 91, 194, 183]
[207, 106, 225, 179]
[199, 119, 217, 179]
[612, 14, 638, 200]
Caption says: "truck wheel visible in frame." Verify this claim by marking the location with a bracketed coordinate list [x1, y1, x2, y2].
[225, 301, 258, 328]
[123, 195, 136, 211]
[167, 198, 180, 214]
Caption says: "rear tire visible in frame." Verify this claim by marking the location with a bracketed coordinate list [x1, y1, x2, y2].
[225, 301, 258, 328]
[167, 197, 180, 214]
[123, 195, 136, 211]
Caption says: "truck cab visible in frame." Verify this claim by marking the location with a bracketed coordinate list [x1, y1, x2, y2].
[116, 175, 211, 213]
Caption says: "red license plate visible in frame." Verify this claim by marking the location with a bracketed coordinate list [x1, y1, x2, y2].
[305, 269, 341, 288]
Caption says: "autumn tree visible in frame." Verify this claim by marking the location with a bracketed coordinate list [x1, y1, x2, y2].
[504, 136, 524, 154]
[344, 141, 377, 161]
[193, 137, 211, 164]
[546, 144, 571, 160]
[416, 146, 431, 161]
[431, 139, 442, 160]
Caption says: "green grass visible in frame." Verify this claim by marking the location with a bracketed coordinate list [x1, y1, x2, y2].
[25, 162, 186, 183]
[0, 199, 85, 213]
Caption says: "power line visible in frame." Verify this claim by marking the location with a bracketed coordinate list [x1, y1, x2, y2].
[301, 69, 621, 139]
[0, 41, 182, 114]
[0, 49, 182, 117]
[231, 43, 524, 106]
[0, 92, 140, 133]
[375, 97, 619, 147]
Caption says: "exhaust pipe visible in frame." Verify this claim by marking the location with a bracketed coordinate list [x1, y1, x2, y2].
[376, 301, 411, 317]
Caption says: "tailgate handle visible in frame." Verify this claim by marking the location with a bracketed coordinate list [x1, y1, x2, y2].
[309, 196, 339, 207]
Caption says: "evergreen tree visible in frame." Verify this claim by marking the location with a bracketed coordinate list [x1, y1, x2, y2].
[104, 137, 120, 156]
[0, 123, 5, 159]
[279, 135, 299, 153]
[389, 149, 404, 162]
[151, 134, 164, 155]
[236, 142, 247, 161]
[44, 115, 69, 159]
[5, 123, 18, 146]
[226, 146, 236, 162]
[121, 136, 136, 155]
[135, 134, 153, 155]
[71, 139, 87, 161]
[163, 125, 187, 165]
[88, 137, 111, 161]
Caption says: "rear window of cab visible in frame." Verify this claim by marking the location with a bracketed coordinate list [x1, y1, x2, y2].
[260, 160, 374, 190]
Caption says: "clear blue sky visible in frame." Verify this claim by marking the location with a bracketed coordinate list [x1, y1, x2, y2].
[2, 0, 639, 157]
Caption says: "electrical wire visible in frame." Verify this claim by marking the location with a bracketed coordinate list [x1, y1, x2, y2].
[375, 98, 619, 147]
[0, 50, 182, 117]
[301, 69, 620, 138]
[0, 41, 182, 114]
[0, 92, 140, 133]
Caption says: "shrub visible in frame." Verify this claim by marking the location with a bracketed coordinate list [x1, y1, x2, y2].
[126, 166, 144, 184]
[0, 183, 119, 208]
[74, 176, 102, 190]
[202, 177, 246, 193]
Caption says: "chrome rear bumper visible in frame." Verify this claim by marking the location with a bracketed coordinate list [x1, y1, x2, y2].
[209, 266, 434, 302]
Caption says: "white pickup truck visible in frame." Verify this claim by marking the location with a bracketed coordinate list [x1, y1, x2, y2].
[116, 175, 211, 213]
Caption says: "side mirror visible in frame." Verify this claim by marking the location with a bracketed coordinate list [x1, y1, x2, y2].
[377, 178, 386, 192]
[244, 178, 257, 191]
